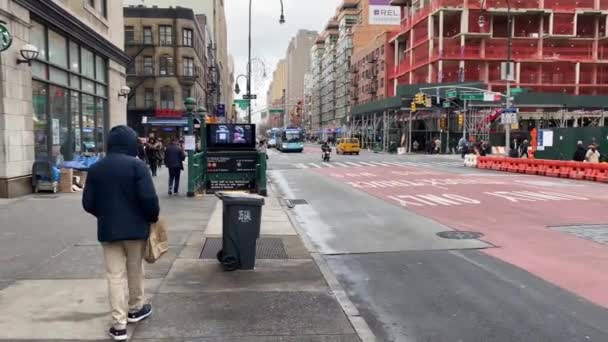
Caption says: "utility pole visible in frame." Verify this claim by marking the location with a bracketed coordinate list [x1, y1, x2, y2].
[505, 1, 512, 154]
[282, 88, 286, 127]
[247, 0, 252, 123]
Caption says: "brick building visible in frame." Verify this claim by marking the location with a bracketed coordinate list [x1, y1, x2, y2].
[124, 5, 215, 137]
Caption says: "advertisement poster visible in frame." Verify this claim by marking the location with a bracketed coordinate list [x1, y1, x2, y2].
[184, 135, 196, 151]
[369, 0, 401, 25]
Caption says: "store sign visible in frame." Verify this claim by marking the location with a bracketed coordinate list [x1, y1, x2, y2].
[207, 155, 257, 173]
[155, 108, 183, 118]
[0, 21, 12, 52]
[369, 0, 401, 26]
[208, 179, 251, 192]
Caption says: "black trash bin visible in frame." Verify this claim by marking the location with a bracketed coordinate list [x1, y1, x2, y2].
[216, 192, 265, 271]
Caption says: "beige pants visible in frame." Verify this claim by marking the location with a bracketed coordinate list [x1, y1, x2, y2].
[102, 240, 146, 330]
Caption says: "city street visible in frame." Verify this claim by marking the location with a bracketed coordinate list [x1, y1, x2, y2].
[269, 145, 608, 342]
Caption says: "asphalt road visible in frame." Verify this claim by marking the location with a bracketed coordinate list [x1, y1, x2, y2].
[269, 145, 608, 342]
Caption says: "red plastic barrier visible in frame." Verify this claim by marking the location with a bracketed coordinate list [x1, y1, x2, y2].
[558, 161, 573, 178]
[525, 159, 540, 175]
[517, 159, 529, 173]
[569, 162, 586, 180]
[545, 161, 561, 177]
[584, 164, 598, 181]
[595, 164, 608, 183]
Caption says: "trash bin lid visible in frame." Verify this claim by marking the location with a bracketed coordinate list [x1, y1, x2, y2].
[218, 192, 265, 206]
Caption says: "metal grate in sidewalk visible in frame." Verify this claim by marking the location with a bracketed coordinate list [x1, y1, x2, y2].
[199, 237, 289, 259]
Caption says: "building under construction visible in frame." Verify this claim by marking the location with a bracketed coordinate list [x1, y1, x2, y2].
[349, 0, 608, 152]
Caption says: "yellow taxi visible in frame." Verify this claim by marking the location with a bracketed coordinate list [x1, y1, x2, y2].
[336, 138, 361, 155]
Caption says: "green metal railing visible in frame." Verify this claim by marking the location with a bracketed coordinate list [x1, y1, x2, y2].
[256, 151, 267, 196]
[189, 151, 206, 195]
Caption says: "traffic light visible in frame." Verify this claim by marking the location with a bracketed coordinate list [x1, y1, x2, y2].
[440, 116, 447, 129]
[457, 113, 464, 126]
[414, 93, 426, 105]
[425, 96, 432, 108]
[410, 101, 417, 112]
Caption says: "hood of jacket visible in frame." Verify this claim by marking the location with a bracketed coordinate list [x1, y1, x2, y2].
[107, 125, 138, 156]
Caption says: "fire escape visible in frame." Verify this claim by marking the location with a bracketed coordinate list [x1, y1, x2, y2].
[125, 29, 157, 101]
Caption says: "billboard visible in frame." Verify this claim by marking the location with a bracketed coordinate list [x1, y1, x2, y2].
[369, 0, 401, 26]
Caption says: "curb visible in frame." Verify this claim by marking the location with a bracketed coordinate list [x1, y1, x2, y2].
[269, 182, 377, 342]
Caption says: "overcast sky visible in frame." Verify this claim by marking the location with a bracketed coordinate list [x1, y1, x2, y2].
[225, 0, 341, 121]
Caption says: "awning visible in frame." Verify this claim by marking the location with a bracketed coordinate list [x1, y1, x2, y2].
[146, 118, 188, 127]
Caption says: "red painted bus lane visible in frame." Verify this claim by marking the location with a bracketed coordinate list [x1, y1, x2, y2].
[316, 165, 608, 308]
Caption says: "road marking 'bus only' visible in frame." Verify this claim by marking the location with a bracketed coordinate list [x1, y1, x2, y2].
[387, 191, 589, 207]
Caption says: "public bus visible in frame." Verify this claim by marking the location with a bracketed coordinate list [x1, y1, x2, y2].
[276, 127, 304, 152]
[266, 128, 280, 148]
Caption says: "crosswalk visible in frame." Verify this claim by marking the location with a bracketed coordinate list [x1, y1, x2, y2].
[293, 160, 463, 169]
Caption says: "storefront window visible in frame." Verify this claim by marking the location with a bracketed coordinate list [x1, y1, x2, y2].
[82, 79, 95, 94]
[70, 75, 80, 89]
[71, 91, 81, 156]
[29, 21, 109, 162]
[95, 98, 106, 153]
[32, 81, 48, 162]
[82, 95, 95, 153]
[32, 61, 47, 79]
[81, 47, 94, 79]
[96, 55, 106, 83]
[70, 41, 79, 72]
[31, 21, 46, 60]
[49, 67, 68, 86]
[49, 86, 69, 165]
[48, 29, 67, 67]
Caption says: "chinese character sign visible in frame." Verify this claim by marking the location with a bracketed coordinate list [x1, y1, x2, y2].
[238, 210, 252, 223]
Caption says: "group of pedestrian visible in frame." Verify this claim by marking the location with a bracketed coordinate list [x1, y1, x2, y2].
[573, 140, 601, 163]
[136, 135, 186, 195]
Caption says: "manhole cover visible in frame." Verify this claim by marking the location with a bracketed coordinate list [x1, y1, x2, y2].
[200, 237, 289, 259]
[437, 231, 484, 240]
[550, 224, 608, 245]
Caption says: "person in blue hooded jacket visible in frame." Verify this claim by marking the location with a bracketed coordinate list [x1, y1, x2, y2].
[82, 125, 159, 341]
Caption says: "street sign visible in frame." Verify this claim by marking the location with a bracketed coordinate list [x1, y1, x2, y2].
[446, 89, 457, 99]
[501, 113, 518, 124]
[483, 92, 501, 102]
[459, 93, 484, 101]
[510, 87, 524, 95]
[233, 99, 249, 110]
[442, 101, 451, 108]
[269, 109, 284, 113]
[242, 94, 257, 100]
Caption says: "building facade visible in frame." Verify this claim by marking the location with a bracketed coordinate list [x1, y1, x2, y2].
[388, 0, 608, 96]
[309, 39, 326, 133]
[285, 30, 318, 125]
[124, 6, 210, 137]
[305, 0, 399, 137]
[351, 31, 391, 105]
[124, 0, 230, 118]
[0, 0, 129, 198]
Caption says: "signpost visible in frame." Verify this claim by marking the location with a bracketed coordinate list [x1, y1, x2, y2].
[234, 99, 249, 110]
[442, 101, 451, 108]
[446, 89, 457, 99]
[243, 94, 257, 100]
[500, 107, 519, 125]
[269, 109, 284, 114]
[459, 93, 484, 101]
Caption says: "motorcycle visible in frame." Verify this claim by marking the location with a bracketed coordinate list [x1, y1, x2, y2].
[322, 148, 331, 162]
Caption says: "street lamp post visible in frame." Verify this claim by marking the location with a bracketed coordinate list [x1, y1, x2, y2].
[245, 0, 285, 124]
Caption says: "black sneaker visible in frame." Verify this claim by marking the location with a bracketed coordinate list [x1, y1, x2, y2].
[108, 327, 127, 341]
[168, 190, 172, 196]
[128, 304, 153, 323]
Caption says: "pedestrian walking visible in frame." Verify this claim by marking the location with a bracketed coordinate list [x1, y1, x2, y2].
[458, 137, 467, 158]
[137, 138, 146, 162]
[412, 140, 419, 152]
[520, 139, 529, 158]
[434, 137, 441, 154]
[82, 125, 159, 341]
[573, 141, 587, 162]
[164, 137, 186, 196]
[586, 144, 600, 163]
[145, 137, 161, 176]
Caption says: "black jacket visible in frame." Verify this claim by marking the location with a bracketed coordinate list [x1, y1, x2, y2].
[82, 126, 160, 242]
[164, 143, 185, 169]
[573, 146, 587, 162]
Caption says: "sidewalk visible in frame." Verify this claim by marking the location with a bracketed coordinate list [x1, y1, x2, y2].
[0, 166, 360, 341]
